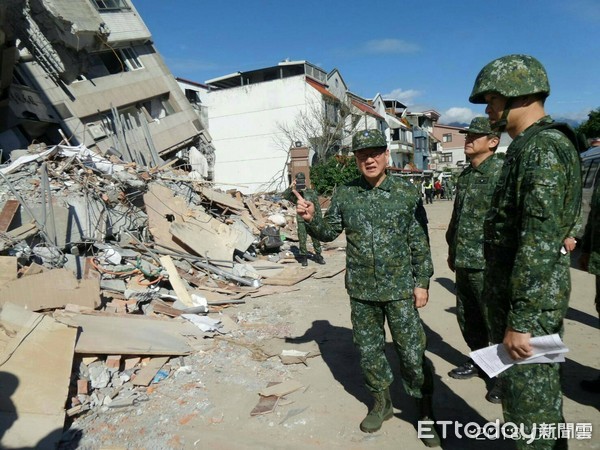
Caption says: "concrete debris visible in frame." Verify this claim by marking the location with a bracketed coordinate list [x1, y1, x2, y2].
[0, 138, 338, 446]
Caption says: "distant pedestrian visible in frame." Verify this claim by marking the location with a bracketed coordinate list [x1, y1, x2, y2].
[434, 179, 442, 199]
[295, 129, 441, 447]
[443, 178, 454, 201]
[424, 179, 434, 204]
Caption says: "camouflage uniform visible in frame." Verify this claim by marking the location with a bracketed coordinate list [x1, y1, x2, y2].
[581, 170, 600, 315]
[483, 117, 581, 448]
[470, 55, 582, 449]
[306, 174, 434, 397]
[446, 147, 504, 352]
[283, 186, 323, 256]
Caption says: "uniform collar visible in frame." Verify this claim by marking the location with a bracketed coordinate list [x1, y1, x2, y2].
[358, 172, 393, 192]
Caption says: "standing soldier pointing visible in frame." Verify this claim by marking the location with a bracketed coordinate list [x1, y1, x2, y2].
[295, 129, 441, 447]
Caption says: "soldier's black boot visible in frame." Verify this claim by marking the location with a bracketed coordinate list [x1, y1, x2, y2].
[313, 253, 325, 265]
[299, 254, 308, 267]
[416, 395, 441, 447]
[359, 388, 393, 433]
[448, 358, 479, 379]
[485, 378, 503, 404]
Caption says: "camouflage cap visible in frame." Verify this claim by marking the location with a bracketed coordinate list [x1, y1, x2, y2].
[459, 117, 500, 136]
[295, 172, 306, 180]
[352, 129, 387, 152]
[469, 54, 550, 104]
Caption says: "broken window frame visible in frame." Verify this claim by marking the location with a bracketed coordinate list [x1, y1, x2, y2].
[87, 47, 144, 78]
[91, 0, 130, 11]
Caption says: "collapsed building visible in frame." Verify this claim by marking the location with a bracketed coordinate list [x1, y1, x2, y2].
[0, 0, 214, 176]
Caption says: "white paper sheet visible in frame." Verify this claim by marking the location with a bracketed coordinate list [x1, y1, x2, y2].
[470, 334, 569, 378]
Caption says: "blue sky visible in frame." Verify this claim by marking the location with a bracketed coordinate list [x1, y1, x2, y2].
[133, 0, 599, 125]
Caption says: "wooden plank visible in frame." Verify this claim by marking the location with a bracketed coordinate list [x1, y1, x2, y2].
[261, 267, 316, 286]
[0, 200, 19, 232]
[159, 255, 194, 307]
[132, 356, 169, 386]
[0, 222, 38, 252]
[0, 256, 17, 286]
[244, 197, 265, 225]
[198, 186, 245, 211]
[312, 265, 346, 279]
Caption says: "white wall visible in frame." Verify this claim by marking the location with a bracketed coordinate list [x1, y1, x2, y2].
[206, 76, 320, 194]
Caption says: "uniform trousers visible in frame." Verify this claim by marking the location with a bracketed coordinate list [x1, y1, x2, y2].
[455, 267, 489, 351]
[350, 297, 433, 398]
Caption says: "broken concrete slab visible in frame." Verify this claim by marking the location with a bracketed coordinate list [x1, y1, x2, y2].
[0, 268, 99, 311]
[52, 311, 202, 355]
[143, 183, 191, 254]
[170, 219, 238, 263]
[0, 303, 77, 450]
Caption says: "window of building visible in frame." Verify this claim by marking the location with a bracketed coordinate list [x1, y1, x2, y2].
[92, 0, 129, 10]
[324, 101, 339, 125]
[119, 48, 143, 70]
[442, 153, 453, 163]
[185, 89, 201, 104]
[88, 47, 143, 77]
[141, 94, 175, 121]
[443, 133, 452, 143]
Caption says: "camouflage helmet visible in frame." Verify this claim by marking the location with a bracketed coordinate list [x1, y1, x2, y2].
[352, 129, 387, 152]
[459, 117, 500, 137]
[469, 54, 550, 104]
[295, 172, 306, 180]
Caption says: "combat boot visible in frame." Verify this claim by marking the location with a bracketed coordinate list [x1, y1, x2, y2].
[313, 253, 325, 265]
[360, 388, 393, 433]
[299, 255, 308, 267]
[416, 395, 441, 447]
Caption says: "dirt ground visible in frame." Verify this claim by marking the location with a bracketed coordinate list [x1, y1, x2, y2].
[64, 200, 599, 450]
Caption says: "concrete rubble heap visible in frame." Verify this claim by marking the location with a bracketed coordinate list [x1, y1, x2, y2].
[0, 141, 329, 448]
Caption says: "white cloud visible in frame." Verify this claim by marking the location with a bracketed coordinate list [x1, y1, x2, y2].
[440, 107, 478, 124]
[382, 88, 422, 105]
[359, 39, 420, 55]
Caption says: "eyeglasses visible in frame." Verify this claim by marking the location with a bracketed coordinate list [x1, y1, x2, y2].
[355, 150, 386, 161]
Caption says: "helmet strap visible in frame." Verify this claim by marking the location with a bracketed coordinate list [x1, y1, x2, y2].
[491, 97, 513, 133]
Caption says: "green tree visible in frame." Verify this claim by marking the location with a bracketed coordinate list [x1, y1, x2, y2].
[310, 155, 360, 195]
[576, 107, 600, 142]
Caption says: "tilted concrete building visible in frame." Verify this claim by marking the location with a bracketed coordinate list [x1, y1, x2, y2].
[0, 0, 213, 174]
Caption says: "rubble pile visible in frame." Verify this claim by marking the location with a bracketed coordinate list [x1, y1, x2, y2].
[0, 142, 335, 448]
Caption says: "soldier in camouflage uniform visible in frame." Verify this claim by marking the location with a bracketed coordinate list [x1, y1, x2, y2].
[294, 129, 440, 447]
[283, 172, 325, 266]
[470, 54, 582, 449]
[445, 117, 504, 402]
[579, 169, 600, 392]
